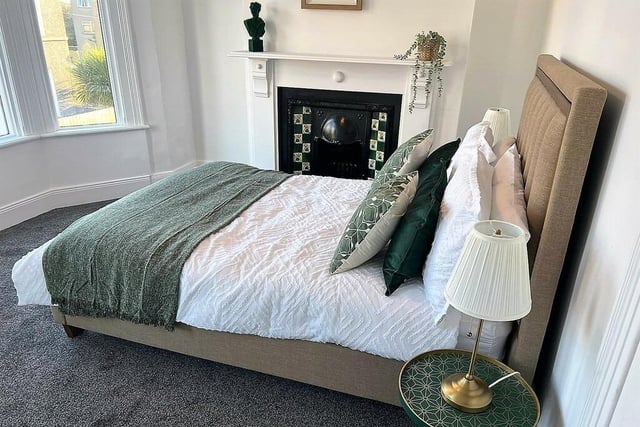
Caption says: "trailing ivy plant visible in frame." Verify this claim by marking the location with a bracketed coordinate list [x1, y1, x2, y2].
[394, 31, 447, 113]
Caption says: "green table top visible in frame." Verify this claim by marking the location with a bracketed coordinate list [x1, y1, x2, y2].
[399, 350, 540, 427]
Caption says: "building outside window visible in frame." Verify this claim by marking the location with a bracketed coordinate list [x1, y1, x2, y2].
[81, 21, 94, 34]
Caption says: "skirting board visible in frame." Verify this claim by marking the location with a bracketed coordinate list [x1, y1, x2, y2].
[0, 176, 149, 231]
[0, 161, 201, 231]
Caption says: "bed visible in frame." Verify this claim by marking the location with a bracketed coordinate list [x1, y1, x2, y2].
[11, 55, 606, 406]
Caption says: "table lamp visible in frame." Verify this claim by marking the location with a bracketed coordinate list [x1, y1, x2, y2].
[482, 107, 511, 143]
[440, 220, 531, 413]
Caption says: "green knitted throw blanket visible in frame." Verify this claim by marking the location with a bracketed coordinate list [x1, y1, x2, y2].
[43, 161, 290, 329]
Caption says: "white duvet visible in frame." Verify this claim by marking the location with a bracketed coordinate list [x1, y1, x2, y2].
[12, 175, 458, 361]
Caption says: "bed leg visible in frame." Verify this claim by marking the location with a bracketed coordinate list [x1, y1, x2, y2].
[62, 324, 84, 338]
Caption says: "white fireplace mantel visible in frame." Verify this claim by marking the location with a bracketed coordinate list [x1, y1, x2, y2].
[228, 50, 415, 66]
[229, 50, 450, 170]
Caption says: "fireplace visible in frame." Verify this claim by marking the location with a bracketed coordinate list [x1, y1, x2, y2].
[277, 87, 402, 180]
[228, 51, 440, 173]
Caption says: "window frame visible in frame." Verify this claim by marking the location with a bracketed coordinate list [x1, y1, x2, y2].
[0, 29, 21, 142]
[0, 0, 144, 145]
[81, 20, 94, 34]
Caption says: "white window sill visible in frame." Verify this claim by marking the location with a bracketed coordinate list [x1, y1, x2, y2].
[0, 124, 150, 148]
[40, 124, 150, 138]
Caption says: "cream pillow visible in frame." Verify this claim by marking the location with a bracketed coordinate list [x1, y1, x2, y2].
[330, 171, 418, 274]
[491, 144, 530, 241]
[493, 136, 516, 161]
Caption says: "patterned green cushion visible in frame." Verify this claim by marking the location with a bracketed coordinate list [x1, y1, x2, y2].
[383, 139, 461, 295]
[330, 171, 419, 274]
[372, 129, 433, 188]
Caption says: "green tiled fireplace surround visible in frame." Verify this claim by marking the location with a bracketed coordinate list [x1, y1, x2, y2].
[277, 87, 402, 180]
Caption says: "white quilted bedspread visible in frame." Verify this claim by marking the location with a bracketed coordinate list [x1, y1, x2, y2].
[12, 175, 458, 361]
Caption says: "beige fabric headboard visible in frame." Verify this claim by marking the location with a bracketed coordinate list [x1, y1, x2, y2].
[505, 55, 606, 382]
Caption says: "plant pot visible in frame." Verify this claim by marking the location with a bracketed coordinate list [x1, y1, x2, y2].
[418, 40, 438, 62]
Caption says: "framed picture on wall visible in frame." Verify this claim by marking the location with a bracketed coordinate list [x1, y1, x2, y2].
[301, 0, 362, 10]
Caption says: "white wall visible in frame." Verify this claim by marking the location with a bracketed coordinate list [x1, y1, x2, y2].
[182, 0, 250, 163]
[457, 0, 553, 135]
[130, 0, 196, 175]
[0, 128, 154, 230]
[0, 0, 197, 230]
[182, 0, 477, 163]
[540, 0, 640, 425]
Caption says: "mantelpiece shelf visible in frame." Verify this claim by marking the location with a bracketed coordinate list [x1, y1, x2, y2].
[229, 50, 452, 67]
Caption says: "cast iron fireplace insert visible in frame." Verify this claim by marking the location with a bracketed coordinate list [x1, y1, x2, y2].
[277, 87, 402, 180]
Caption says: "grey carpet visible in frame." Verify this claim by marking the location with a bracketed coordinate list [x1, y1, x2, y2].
[0, 202, 413, 427]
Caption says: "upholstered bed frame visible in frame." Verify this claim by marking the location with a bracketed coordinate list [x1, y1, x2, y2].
[50, 55, 606, 406]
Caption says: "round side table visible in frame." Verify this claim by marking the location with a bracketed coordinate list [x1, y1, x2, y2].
[399, 349, 540, 427]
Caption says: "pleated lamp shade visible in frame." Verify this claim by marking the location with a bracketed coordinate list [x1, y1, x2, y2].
[482, 107, 512, 143]
[444, 220, 531, 322]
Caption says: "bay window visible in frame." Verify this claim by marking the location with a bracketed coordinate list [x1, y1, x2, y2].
[0, 0, 143, 143]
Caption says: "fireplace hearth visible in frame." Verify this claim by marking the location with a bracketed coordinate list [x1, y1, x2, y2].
[277, 87, 402, 180]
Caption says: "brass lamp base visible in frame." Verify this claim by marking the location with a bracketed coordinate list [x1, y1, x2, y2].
[441, 373, 492, 413]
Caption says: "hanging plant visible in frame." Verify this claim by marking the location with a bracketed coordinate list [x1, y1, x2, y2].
[394, 31, 447, 113]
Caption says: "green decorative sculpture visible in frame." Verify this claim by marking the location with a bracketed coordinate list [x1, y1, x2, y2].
[244, 2, 265, 52]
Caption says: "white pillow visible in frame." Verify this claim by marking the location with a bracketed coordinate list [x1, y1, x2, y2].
[398, 133, 434, 175]
[456, 315, 514, 359]
[491, 144, 530, 241]
[427, 122, 494, 160]
[422, 128, 495, 322]
[330, 171, 418, 274]
[447, 121, 496, 179]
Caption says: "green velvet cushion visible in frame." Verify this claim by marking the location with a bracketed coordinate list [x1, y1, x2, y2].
[383, 139, 461, 295]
